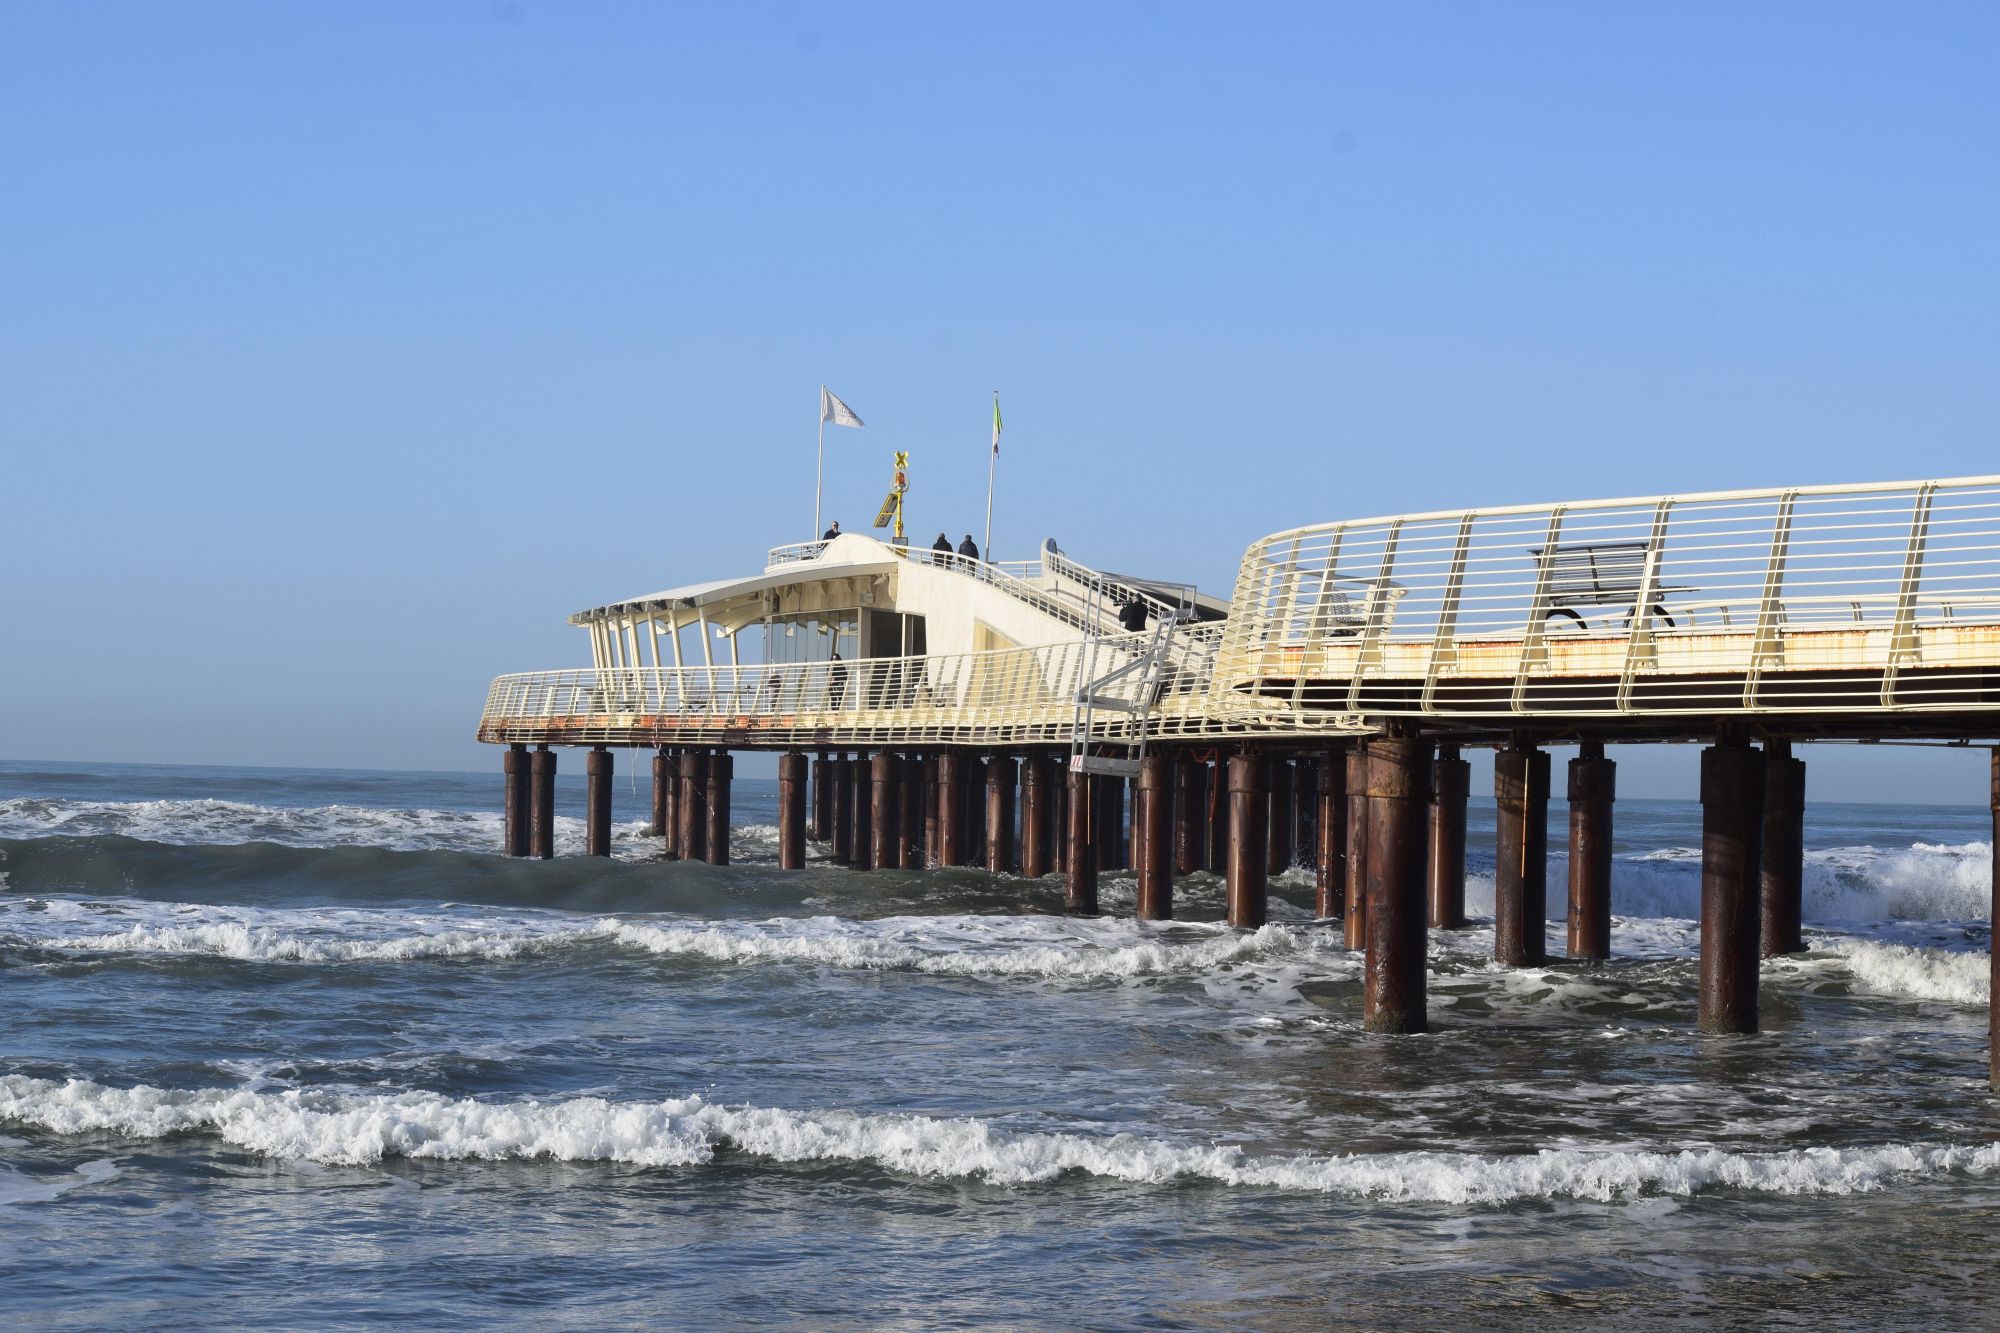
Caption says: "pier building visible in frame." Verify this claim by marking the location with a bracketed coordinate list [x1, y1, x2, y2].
[480, 475, 2000, 1084]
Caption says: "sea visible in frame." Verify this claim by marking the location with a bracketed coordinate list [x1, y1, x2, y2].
[1, 756, 1996, 1329]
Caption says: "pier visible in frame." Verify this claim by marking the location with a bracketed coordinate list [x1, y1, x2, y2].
[480, 475, 2000, 1084]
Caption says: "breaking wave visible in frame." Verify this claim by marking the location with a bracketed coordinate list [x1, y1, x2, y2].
[5, 1074, 1997, 1204]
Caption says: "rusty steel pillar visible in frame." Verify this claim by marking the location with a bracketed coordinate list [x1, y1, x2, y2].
[503, 744, 530, 857]
[1053, 764, 1070, 874]
[1344, 747, 1370, 949]
[937, 753, 964, 867]
[1020, 753, 1053, 877]
[985, 755, 1018, 873]
[530, 745, 556, 859]
[1316, 746, 1347, 918]
[650, 749, 671, 840]
[1226, 754, 1269, 929]
[1990, 750, 1999, 1089]
[1428, 742, 1469, 928]
[1761, 739, 1806, 957]
[900, 756, 924, 869]
[1494, 740, 1550, 967]
[1136, 753, 1174, 921]
[658, 749, 681, 859]
[921, 756, 941, 866]
[585, 746, 613, 858]
[678, 750, 709, 864]
[778, 752, 807, 869]
[1094, 773, 1120, 872]
[850, 752, 875, 871]
[830, 754, 854, 866]
[1364, 736, 1433, 1034]
[1295, 759, 1319, 875]
[1699, 734, 1765, 1034]
[1173, 753, 1205, 875]
[965, 757, 988, 867]
[812, 753, 833, 843]
[1267, 758, 1295, 875]
[705, 751, 732, 866]
[1200, 756, 1232, 872]
[1066, 767, 1098, 914]
[870, 751, 899, 872]
[1567, 741, 1616, 961]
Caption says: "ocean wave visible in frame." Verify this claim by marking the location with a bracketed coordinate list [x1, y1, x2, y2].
[5, 1074, 1996, 1203]
[1781, 938, 1991, 1006]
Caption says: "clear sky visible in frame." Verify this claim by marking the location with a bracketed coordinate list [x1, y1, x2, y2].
[3, 2, 1996, 800]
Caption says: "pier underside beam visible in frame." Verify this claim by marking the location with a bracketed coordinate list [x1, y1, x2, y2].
[1761, 740, 1806, 957]
[586, 746, 612, 858]
[1066, 766, 1098, 915]
[1429, 742, 1469, 929]
[1567, 741, 1616, 960]
[1137, 753, 1173, 921]
[503, 744, 530, 857]
[1316, 745, 1347, 919]
[778, 752, 807, 870]
[1345, 748, 1370, 949]
[1699, 734, 1766, 1034]
[1364, 736, 1433, 1034]
[530, 745, 556, 860]
[705, 752, 732, 866]
[1227, 754, 1268, 929]
[986, 755, 1017, 873]
[1494, 740, 1550, 967]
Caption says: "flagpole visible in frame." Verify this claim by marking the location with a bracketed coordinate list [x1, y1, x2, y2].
[983, 389, 998, 560]
[813, 385, 826, 540]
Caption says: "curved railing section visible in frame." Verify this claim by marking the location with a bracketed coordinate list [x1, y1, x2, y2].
[766, 542, 1122, 635]
[478, 622, 1259, 749]
[1215, 474, 2000, 720]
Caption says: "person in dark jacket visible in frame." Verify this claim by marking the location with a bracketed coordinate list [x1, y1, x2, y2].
[932, 533, 952, 554]
[822, 520, 841, 540]
[1118, 597, 1149, 632]
[958, 534, 980, 561]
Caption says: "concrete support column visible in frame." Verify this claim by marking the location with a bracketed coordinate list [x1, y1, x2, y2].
[812, 754, 833, 843]
[1020, 753, 1053, 878]
[585, 746, 613, 858]
[1364, 736, 1433, 1034]
[1267, 758, 1295, 875]
[830, 754, 854, 866]
[937, 753, 964, 867]
[1567, 741, 1616, 960]
[1494, 740, 1550, 967]
[1699, 735, 1765, 1034]
[986, 755, 1018, 873]
[1174, 754, 1205, 876]
[1316, 747, 1347, 919]
[1428, 743, 1469, 928]
[1226, 754, 1269, 929]
[679, 750, 709, 864]
[1761, 739, 1807, 957]
[1066, 767, 1098, 915]
[503, 744, 531, 857]
[530, 746, 556, 860]
[850, 752, 874, 871]
[870, 751, 899, 872]
[705, 751, 732, 866]
[778, 752, 807, 870]
[1344, 747, 1371, 949]
[1136, 753, 1174, 921]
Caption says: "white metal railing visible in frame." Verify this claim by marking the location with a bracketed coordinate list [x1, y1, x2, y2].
[1216, 474, 2000, 718]
[764, 541, 1119, 635]
[477, 621, 1262, 748]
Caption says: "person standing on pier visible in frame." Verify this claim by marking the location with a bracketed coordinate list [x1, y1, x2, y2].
[823, 520, 842, 541]
[932, 532, 952, 556]
[958, 534, 980, 561]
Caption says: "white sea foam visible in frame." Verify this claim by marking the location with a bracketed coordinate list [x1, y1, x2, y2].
[4, 1074, 1996, 1203]
[1781, 938, 1992, 1006]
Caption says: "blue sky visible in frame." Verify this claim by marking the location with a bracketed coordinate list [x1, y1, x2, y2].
[3, 2, 1996, 799]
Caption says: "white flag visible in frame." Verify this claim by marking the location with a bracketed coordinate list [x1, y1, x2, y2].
[821, 387, 865, 429]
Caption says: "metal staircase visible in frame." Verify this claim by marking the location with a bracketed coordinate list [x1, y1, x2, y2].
[1068, 589, 1194, 779]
